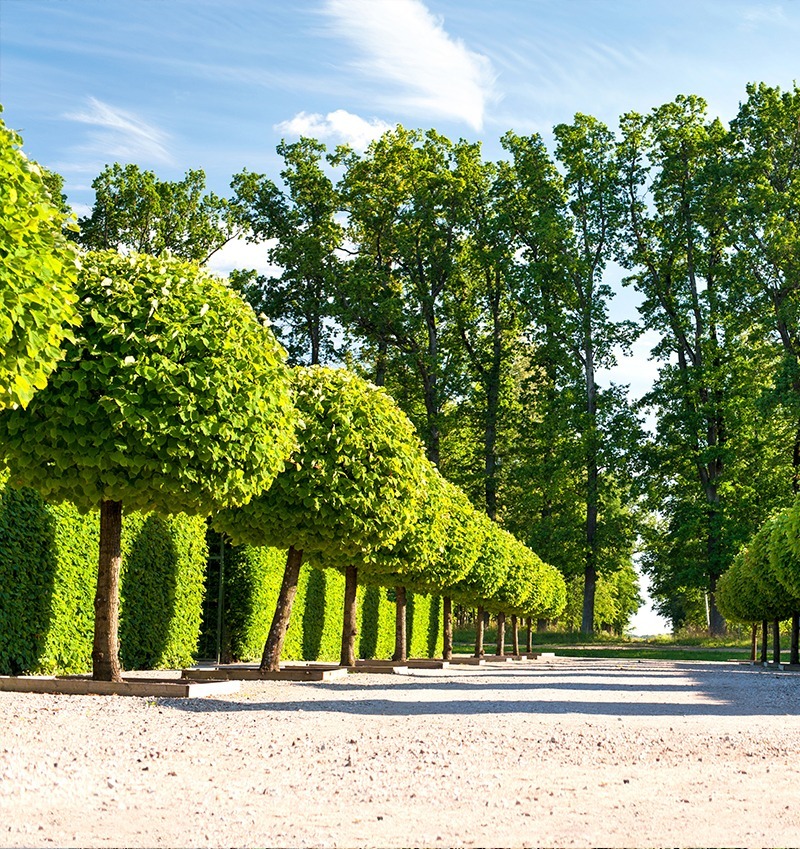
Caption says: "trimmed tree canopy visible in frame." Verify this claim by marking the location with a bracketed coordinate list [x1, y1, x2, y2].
[767, 500, 800, 603]
[0, 115, 79, 409]
[215, 365, 426, 560]
[358, 465, 483, 593]
[0, 249, 296, 513]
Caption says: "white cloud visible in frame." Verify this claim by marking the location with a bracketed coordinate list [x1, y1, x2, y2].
[64, 97, 172, 165]
[322, 0, 496, 130]
[275, 109, 392, 150]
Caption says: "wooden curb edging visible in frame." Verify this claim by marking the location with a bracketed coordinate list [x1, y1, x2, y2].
[182, 664, 349, 682]
[0, 675, 240, 698]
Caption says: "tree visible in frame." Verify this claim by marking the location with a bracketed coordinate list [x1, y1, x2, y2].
[0, 114, 79, 409]
[214, 366, 427, 671]
[77, 163, 237, 263]
[617, 96, 737, 634]
[337, 126, 483, 467]
[502, 122, 639, 633]
[0, 250, 296, 680]
[728, 83, 800, 493]
[230, 138, 344, 365]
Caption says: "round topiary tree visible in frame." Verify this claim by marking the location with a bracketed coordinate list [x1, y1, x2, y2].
[0, 114, 80, 409]
[449, 514, 510, 657]
[363, 466, 483, 661]
[214, 365, 427, 671]
[0, 250, 296, 681]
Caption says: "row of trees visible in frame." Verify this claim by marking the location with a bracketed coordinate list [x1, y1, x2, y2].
[716, 499, 800, 663]
[216, 82, 798, 634]
[15, 80, 799, 635]
[2, 116, 565, 678]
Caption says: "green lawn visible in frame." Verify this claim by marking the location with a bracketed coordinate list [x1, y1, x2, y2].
[451, 627, 766, 662]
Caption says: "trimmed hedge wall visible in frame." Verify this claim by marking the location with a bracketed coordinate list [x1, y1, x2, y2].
[0, 479, 208, 675]
[201, 535, 444, 662]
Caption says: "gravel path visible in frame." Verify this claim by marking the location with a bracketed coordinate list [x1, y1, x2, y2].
[2, 657, 799, 848]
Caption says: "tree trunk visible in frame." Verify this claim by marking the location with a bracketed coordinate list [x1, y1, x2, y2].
[773, 618, 781, 665]
[340, 564, 359, 667]
[496, 612, 506, 656]
[393, 585, 407, 662]
[526, 617, 533, 653]
[707, 576, 727, 637]
[791, 613, 799, 666]
[442, 596, 453, 661]
[761, 620, 768, 664]
[581, 562, 597, 635]
[750, 622, 757, 663]
[93, 499, 123, 682]
[511, 614, 519, 656]
[260, 546, 304, 673]
[474, 606, 485, 658]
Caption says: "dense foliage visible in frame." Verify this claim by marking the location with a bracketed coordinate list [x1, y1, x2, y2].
[0, 115, 79, 409]
[0, 477, 208, 674]
[0, 249, 295, 513]
[25, 79, 800, 639]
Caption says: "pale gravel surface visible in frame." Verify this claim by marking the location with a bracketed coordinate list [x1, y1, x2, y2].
[2, 657, 800, 848]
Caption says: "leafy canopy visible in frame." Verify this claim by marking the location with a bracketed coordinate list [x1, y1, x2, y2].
[0, 114, 80, 409]
[215, 365, 426, 561]
[0, 250, 296, 513]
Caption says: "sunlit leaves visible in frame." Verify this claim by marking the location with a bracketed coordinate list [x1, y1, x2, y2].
[0, 250, 296, 514]
[0, 115, 79, 409]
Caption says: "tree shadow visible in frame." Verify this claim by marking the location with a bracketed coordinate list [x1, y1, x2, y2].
[165, 661, 800, 719]
[302, 567, 327, 660]
[0, 485, 59, 674]
[358, 585, 382, 660]
[120, 514, 180, 669]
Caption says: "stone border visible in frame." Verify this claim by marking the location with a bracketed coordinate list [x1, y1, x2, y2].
[183, 664, 349, 682]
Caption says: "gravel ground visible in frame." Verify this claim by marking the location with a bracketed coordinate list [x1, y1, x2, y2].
[2, 657, 799, 848]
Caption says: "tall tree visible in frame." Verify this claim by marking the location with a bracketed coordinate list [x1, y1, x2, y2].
[77, 163, 236, 263]
[503, 121, 639, 633]
[728, 82, 800, 493]
[231, 138, 343, 365]
[617, 95, 737, 634]
[446, 156, 523, 521]
[337, 126, 480, 466]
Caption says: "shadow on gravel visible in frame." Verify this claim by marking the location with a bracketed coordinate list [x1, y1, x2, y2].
[165, 662, 799, 718]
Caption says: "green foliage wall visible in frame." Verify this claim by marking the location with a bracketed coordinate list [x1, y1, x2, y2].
[0, 479, 208, 674]
[204, 537, 443, 661]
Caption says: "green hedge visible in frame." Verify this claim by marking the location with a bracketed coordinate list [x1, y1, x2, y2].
[201, 536, 443, 661]
[0, 479, 208, 674]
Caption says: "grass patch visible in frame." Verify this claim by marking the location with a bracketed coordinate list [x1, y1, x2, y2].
[451, 626, 763, 662]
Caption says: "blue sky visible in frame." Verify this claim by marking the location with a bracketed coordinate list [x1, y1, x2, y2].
[3, 0, 798, 633]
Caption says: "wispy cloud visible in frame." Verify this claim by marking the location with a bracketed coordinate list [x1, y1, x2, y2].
[322, 0, 496, 130]
[64, 97, 172, 165]
[275, 109, 392, 150]
[741, 3, 787, 28]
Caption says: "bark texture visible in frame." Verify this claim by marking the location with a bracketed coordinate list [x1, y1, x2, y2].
[511, 614, 519, 656]
[261, 546, 304, 673]
[474, 607, 485, 658]
[340, 564, 359, 667]
[393, 586, 407, 662]
[93, 500, 123, 682]
[496, 612, 506, 656]
[443, 596, 453, 661]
